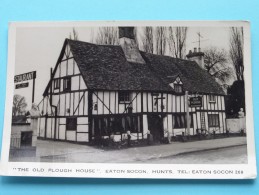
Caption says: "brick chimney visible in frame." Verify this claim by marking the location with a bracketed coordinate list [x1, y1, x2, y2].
[119, 27, 145, 64]
[186, 47, 205, 69]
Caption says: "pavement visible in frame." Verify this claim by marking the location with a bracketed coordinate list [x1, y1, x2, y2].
[22, 136, 247, 163]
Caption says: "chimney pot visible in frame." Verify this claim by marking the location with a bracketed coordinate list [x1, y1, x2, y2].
[194, 47, 197, 53]
[189, 50, 192, 54]
[198, 47, 201, 52]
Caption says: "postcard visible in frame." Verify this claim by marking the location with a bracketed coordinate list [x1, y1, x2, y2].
[0, 21, 256, 179]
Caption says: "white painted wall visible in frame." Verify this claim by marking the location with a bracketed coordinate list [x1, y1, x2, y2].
[37, 41, 227, 142]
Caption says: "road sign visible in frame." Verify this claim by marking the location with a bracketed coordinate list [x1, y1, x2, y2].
[189, 96, 202, 107]
[14, 71, 36, 83]
[15, 82, 29, 89]
[14, 71, 36, 103]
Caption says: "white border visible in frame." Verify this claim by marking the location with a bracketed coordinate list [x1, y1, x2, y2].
[0, 21, 256, 179]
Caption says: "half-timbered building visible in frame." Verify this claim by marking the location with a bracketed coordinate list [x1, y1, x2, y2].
[37, 27, 226, 144]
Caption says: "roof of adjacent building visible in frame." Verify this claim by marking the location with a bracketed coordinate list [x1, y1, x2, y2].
[44, 39, 225, 95]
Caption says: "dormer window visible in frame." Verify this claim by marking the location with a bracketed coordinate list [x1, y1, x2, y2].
[63, 77, 71, 91]
[209, 94, 216, 103]
[174, 84, 183, 93]
[169, 76, 183, 93]
[119, 91, 131, 103]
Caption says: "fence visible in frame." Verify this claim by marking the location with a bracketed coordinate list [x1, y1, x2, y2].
[10, 134, 21, 148]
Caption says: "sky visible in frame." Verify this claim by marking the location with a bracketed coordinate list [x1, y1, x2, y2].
[14, 25, 234, 110]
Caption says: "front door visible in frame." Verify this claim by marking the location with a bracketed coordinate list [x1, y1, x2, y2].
[147, 114, 164, 142]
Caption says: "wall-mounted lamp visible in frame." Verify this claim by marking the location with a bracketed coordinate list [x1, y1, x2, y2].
[93, 102, 98, 111]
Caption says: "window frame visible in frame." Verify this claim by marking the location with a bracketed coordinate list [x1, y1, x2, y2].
[66, 117, 77, 131]
[174, 84, 183, 93]
[118, 91, 131, 104]
[92, 115, 141, 136]
[209, 94, 216, 103]
[173, 113, 193, 129]
[63, 77, 71, 92]
[208, 114, 220, 127]
[54, 79, 60, 89]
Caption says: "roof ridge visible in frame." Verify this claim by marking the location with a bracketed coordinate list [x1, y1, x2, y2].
[67, 38, 121, 48]
[141, 51, 194, 63]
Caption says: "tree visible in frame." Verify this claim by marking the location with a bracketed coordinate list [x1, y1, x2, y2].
[168, 27, 188, 59]
[69, 28, 79, 40]
[12, 94, 27, 116]
[226, 80, 245, 117]
[95, 27, 119, 45]
[155, 27, 167, 55]
[204, 46, 233, 84]
[141, 27, 154, 54]
[229, 27, 244, 81]
[227, 28, 245, 116]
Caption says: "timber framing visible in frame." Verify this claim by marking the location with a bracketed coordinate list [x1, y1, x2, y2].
[37, 38, 227, 144]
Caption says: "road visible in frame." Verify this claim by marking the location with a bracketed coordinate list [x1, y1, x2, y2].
[9, 137, 247, 164]
[144, 145, 247, 164]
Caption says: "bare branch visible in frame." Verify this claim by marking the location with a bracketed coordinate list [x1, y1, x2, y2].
[141, 27, 154, 53]
[204, 46, 234, 84]
[229, 27, 244, 81]
[69, 27, 79, 40]
[204, 46, 228, 72]
[95, 27, 119, 45]
[155, 27, 167, 55]
[12, 94, 27, 116]
[168, 27, 188, 59]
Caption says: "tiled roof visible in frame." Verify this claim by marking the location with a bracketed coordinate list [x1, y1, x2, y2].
[68, 39, 171, 91]
[143, 53, 225, 94]
[44, 39, 225, 95]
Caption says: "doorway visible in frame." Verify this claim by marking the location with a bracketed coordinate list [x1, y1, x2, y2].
[21, 131, 33, 147]
[147, 114, 164, 142]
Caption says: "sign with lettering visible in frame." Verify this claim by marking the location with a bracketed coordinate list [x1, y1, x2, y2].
[14, 71, 36, 103]
[189, 97, 202, 107]
[14, 71, 36, 83]
[15, 82, 29, 89]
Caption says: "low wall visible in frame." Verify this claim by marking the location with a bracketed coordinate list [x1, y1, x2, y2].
[226, 118, 246, 133]
[11, 119, 38, 147]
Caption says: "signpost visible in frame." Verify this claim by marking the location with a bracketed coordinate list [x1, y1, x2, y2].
[14, 71, 36, 103]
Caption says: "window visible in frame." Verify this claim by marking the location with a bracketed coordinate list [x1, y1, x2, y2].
[66, 118, 77, 130]
[92, 115, 141, 136]
[208, 114, 219, 127]
[174, 84, 183, 93]
[63, 77, 71, 91]
[209, 95, 216, 102]
[173, 113, 193, 129]
[54, 79, 60, 89]
[118, 91, 131, 103]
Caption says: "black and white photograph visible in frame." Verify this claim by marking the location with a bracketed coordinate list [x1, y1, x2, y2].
[0, 21, 256, 178]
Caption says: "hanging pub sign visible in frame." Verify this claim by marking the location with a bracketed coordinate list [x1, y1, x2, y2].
[189, 96, 202, 107]
[15, 82, 29, 89]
